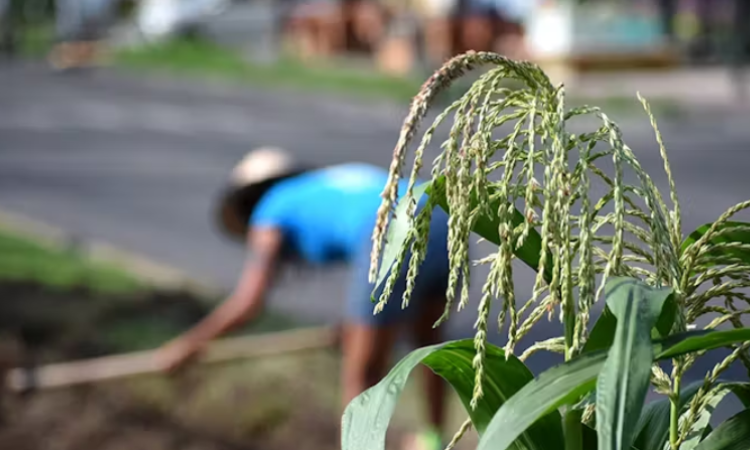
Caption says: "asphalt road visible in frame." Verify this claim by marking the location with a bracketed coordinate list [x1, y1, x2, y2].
[1, 62, 750, 411]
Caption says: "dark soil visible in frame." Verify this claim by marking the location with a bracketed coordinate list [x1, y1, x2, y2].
[0, 281, 343, 450]
[0, 281, 208, 363]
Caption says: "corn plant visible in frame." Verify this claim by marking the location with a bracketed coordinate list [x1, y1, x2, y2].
[342, 51, 750, 450]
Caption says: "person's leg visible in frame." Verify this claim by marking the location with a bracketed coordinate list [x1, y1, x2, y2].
[343, 204, 451, 449]
[340, 321, 399, 408]
[341, 230, 415, 450]
[411, 298, 447, 432]
[342, 232, 412, 410]
[403, 206, 451, 450]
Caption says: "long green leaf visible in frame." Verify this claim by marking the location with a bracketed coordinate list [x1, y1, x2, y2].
[681, 221, 750, 262]
[583, 423, 599, 450]
[633, 380, 750, 450]
[677, 382, 750, 450]
[423, 345, 564, 438]
[702, 424, 715, 441]
[372, 182, 430, 290]
[476, 328, 750, 450]
[596, 277, 674, 450]
[632, 380, 703, 450]
[680, 385, 735, 450]
[427, 175, 552, 281]
[632, 381, 750, 450]
[341, 340, 563, 450]
[584, 294, 678, 355]
[476, 351, 605, 450]
[694, 408, 750, 450]
[656, 328, 750, 360]
[725, 382, 750, 407]
[342, 325, 750, 450]
[582, 424, 641, 450]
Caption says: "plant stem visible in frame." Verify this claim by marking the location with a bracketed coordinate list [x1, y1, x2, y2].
[669, 374, 681, 450]
[564, 301, 576, 360]
[564, 407, 584, 450]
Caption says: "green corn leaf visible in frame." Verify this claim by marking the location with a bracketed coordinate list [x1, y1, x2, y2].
[694, 408, 750, 450]
[584, 423, 599, 450]
[632, 380, 703, 450]
[373, 175, 550, 292]
[676, 382, 750, 450]
[475, 328, 750, 450]
[681, 221, 750, 263]
[428, 175, 552, 282]
[724, 382, 750, 407]
[341, 339, 562, 450]
[596, 277, 674, 450]
[344, 321, 750, 450]
[656, 328, 750, 360]
[584, 293, 678, 355]
[372, 181, 430, 291]
[476, 351, 605, 450]
[632, 381, 750, 450]
[679, 385, 735, 450]
[582, 424, 640, 450]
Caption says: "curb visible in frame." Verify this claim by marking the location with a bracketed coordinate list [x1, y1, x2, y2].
[0, 207, 224, 301]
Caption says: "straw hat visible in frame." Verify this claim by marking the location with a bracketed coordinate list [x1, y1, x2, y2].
[215, 146, 299, 240]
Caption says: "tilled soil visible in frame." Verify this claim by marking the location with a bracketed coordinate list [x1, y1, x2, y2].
[0, 281, 346, 450]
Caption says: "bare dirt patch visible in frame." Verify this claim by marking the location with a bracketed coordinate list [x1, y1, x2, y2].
[0, 281, 345, 450]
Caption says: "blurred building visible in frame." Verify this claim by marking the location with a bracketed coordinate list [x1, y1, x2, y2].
[266, 0, 748, 83]
[2, 0, 748, 84]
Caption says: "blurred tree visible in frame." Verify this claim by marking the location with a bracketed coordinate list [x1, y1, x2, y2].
[0, 0, 24, 56]
[729, 0, 750, 100]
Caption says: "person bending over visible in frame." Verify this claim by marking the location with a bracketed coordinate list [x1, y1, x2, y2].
[156, 146, 451, 450]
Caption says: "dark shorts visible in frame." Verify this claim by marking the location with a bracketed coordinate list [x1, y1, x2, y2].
[346, 206, 450, 327]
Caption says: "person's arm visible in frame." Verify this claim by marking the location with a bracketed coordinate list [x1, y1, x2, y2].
[156, 227, 283, 372]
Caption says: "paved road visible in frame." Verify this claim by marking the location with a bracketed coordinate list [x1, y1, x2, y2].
[1, 63, 750, 412]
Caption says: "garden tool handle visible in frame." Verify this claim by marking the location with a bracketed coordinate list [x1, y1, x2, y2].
[4, 325, 340, 393]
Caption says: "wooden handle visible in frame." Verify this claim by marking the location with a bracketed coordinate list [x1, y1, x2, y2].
[5, 326, 338, 392]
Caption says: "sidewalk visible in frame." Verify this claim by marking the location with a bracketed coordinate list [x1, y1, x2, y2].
[570, 67, 750, 111]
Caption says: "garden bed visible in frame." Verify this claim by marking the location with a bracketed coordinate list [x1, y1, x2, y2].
[0, 225, 466, 450]
[0, 229, 352, 450]
[0, 280, 346, 450]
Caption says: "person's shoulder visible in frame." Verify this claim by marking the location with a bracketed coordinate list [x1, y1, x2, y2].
[321, 162, 385, 174]
[316, 162, 389, 188]
[249, 175, 308, 227]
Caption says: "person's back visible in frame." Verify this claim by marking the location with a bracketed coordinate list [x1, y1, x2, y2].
[251, 162, 421, 264]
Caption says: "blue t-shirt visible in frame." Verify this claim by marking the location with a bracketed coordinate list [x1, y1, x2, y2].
[250, 163, 422, 264]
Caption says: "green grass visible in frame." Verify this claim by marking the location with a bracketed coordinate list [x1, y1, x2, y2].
[17, 23, 52, 57]
[0, 226, 306, 354]
[16, 24, 438, 103]
[114, 37, 432, 104]
[0, 229, 142, 293]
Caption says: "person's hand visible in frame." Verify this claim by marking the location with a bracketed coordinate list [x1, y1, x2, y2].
[155, 337, 204, 374]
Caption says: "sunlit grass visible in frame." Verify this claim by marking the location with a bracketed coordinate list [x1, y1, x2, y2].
[0, 230, 142, 293]
[114, 36, 430, 103]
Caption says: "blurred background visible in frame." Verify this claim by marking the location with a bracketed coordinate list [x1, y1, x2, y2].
[0, 0, 750, 449]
